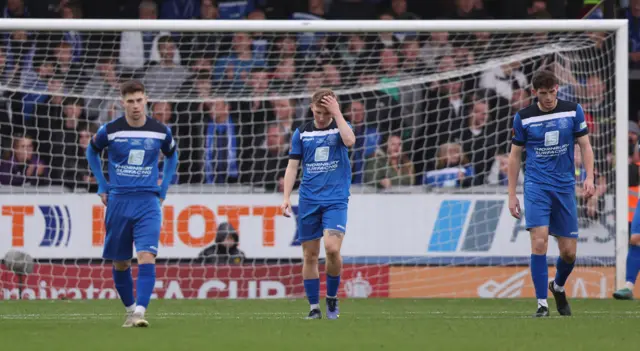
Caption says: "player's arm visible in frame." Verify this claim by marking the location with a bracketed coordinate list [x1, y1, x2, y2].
[574, 104, 595, 197]
[160, 125, 178, 200]
[322, 95, 355, 147]
[508, 113, 525, 219]
[282, 128, 302, 217]
[86, 125, 109, 196]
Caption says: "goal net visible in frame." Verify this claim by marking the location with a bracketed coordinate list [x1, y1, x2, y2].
[0, 19, 628, 300]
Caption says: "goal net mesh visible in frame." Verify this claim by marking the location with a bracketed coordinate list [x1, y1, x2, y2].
[0, 27, 618, 300]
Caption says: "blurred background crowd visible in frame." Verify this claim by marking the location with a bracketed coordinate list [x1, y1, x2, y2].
[0, 0, 633, 223]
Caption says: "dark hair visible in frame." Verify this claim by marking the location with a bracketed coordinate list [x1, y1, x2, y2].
[532, 70, 558, 90]
[120, 80, 145, 96]
[63, 96, 85, 107]
[157, 35, 174, 46]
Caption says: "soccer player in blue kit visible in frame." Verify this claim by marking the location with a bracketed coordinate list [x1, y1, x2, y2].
[508, 71, 595, 317]
[86, 80, 178, 327]
[281, 89, 355, 320]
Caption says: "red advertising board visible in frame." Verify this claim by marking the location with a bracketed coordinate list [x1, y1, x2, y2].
[0, 264, 389, 300]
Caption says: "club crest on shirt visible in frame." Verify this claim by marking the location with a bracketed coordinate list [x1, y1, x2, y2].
[144, 138, 155, 150]
[559, 118, 569, 129]
[327, 134, 338, 146]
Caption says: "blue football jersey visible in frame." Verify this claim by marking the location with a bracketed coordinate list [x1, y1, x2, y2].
[90, 116, 176, 195]
[512, 99, 588, 192]
[289, 120, 352, 203]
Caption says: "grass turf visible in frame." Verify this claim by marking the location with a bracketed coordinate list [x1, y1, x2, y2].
[1, 298, 639, 350]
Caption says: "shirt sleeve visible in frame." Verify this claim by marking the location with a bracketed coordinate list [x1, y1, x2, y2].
[289, 128, 302, 160]
[161, 125, 177, 157]
[90, 125, 109, 152]
[511, 113, 526, 147]
[573, 104, 588, 138]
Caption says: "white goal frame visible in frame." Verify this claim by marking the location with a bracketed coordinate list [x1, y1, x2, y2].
[0, 18, 629, 289]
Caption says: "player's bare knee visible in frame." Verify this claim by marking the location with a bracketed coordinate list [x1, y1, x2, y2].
[531, 237, 548, 255]
[560, 250, 576, 263]
[113, 260, 131, 271]
[325, 245, 341, 262]
[631, 234, 640, 246]
[137, 252, 156, 264]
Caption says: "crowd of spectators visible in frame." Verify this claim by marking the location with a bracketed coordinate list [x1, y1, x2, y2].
[0, 0, 626, 208]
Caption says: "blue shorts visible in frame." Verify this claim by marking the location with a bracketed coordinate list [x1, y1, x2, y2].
[103, 193, 162, 260]
[297, 201, 348, 242]
[524, 185, 578, 238]
[631, 205, 640, 235]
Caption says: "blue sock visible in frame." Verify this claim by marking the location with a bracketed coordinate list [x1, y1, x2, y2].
[626, 245, 640, 285]
[112, 267, 135, 308]
[303, 278, 320, 306]
[326, 274, 341, 298]
[554, 256, 575, 287]
[136, 264, 156, 309]
[530, 254, 548, 299]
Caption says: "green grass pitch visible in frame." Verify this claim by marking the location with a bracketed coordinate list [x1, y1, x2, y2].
[1, 299, 639, 350]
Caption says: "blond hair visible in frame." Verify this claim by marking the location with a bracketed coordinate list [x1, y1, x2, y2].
[311, 88, 336, 106]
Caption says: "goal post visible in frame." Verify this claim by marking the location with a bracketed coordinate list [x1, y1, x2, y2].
[0, 18, 630, 300]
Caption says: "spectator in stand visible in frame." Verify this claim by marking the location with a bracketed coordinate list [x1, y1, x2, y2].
[119, 0, 179, 72]
[267, 35, 297, 69]
[217, 0, 250, 19]
[390, 0, 420, 19]
[204, 100, 239, 184]
[451, 99, 499, 185]
[49, 97, 88, 181]
[246, 9, 270, 63]
[448, 0, 489, 19]
[0, 134, 47, 186]
[248, 123, 291, 191]
[62, 122, 98, 191]
[198, 222, 245, 264]
[354, 72, 403, 140]
[268, 57, 297, 93]
[177, 0, 221, 66]
[322, 62, 342, 90]
[82, 56, 122, 124]
[34, 75, 65, 164]
[626, 0, 640, 68]
[346, 100, 380, 184]
[143, 35, 190, 99]
[479, 61, 528, 101]
[175, 71, 213, 184]
[364, 134, 415, 189]
[4, 30, 36, 89]
[3, 0, 29, 18]
[20, 58, 55, 123]
[60, 2, 84, 64]
[486, 150, 524, 186]
[291, 0, 326, 53]
[213, 32, 266, 91]
[234, 67, 273, 169]
[374, 13, 402, 51]
[160, 0, 201, 19]
[53, 40, 86, 93]
[416, 55, 468, 174]
[423, 142, 474, 188]
[270, 98, 301, 136]
[420, 32, 453, 73]
[399, 37, 426, 127]
[338, 33, 376, 86]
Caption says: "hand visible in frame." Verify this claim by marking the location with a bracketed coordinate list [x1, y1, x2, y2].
[26, 164, 36, 177]
[281, 199, 293, 218]
[380, 178, 392, 189]
[321, 95, 341, 117]
[99, 193, 108, 206]
[583, 177, 595, 199]
[509, 195, 521, 219]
